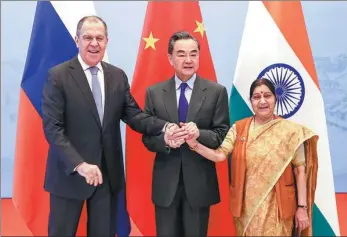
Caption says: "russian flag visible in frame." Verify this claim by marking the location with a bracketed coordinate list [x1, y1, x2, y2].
[12, 1, 131, 236]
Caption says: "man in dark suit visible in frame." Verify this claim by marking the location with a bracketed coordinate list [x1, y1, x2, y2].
[42, 16, 171, 236]
[142, 31, 230, 236]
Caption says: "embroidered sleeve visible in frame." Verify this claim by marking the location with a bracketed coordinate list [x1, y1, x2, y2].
[216, 124, 237, 157]
[292, 143, 306, 167]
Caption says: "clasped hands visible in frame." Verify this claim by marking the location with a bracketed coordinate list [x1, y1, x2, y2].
[76, 122, 199, 186]
[164, 122, 199, 149]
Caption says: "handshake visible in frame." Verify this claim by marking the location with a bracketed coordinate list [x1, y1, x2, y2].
[164, 122, 199, 149]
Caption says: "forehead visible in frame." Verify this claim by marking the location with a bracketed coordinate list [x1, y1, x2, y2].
[253, 84, 272, 93]
[173, 39, 198, 52]
[80, 20, 106, 36]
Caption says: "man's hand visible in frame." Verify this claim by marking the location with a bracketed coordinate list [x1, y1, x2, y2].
[180, 122, 200, 140]
[164, 123, 188, 148]
[180, 122, 199, 148]
[76, 162, 103, 186]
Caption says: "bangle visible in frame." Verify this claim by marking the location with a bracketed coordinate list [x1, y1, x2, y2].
[297, 205, 308, 209]
[189, 143, 199, 151]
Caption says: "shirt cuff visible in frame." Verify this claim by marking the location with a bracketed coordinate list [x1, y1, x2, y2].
[73, 162, 84, 172]
[162, 122, 169, 133]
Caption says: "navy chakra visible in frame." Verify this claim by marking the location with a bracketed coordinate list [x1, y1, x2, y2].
[257, 63, 305, 119]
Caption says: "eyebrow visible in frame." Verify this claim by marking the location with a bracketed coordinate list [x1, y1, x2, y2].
[253, 92, 272, 95]
[176, 50, 198, 54]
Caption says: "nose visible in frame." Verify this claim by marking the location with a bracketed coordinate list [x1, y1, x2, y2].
[260, 96, 266, 104]
[90, 38, 98, 46]
[184, 56, 192, 63]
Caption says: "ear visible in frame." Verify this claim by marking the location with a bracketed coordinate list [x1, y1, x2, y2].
[167, 53, 173, 66]
[74, 35, 79, 48]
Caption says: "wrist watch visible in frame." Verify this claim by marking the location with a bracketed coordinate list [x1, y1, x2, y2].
[297, 205, 308, 209]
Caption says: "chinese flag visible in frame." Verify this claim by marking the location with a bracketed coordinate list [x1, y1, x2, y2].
[126, 1, 235, 236]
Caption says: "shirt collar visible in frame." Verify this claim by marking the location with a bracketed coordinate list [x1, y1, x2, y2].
[175, 73, 196, 90]
[77, 54, 103, 73]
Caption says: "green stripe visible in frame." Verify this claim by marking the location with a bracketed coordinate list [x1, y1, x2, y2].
[229, 86, 337, 236]
[229, 86, 253, 125]
[313, 203, 336, 236]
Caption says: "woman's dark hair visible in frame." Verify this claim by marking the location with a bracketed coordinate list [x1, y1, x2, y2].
[249, 78, 276, 100]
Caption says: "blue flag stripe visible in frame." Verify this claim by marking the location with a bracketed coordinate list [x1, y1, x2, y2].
[21, 1, 77, 116]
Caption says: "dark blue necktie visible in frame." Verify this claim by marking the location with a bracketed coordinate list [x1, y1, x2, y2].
[178, 82, 189, 123]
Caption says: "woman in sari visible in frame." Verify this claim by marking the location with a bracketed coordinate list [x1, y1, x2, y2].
[184, 78, 318, 236]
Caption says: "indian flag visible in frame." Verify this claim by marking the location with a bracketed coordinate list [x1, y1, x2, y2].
[229, 1, 340, 236]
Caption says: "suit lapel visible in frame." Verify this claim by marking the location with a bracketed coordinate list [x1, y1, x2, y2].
[163, 78, 179, 123]
[69, 57, 102, 128]
[186, 77, 206, 122]
[102, 62, 113, 132]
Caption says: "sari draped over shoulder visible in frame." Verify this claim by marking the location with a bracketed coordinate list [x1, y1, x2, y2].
[217, 116, 318, 236]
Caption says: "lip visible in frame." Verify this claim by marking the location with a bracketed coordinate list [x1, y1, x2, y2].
[87, 48, 100, 52]
[258, 107, 269, 111]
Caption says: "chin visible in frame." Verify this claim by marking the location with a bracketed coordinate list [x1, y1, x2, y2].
[257, 112, 271, 118]
[86, 59, 101, 66]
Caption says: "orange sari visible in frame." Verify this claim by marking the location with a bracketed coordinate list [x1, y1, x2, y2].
[218, 118, 318, 236]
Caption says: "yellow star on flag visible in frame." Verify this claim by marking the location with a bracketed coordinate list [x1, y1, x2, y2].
[194, 20, 205, 38]
[143, 32, 159, 50]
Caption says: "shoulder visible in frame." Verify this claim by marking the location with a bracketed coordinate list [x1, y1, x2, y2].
[233, 116, 253, 134]
[101, 61, 127, 76]
[49, 58, 73, 75]
[147, 78, 173, 92]
[275, 118, 317, 137]
[235, 116, 253, 126]
[197, 77, 226, 91]
[276, 118, 302, 130]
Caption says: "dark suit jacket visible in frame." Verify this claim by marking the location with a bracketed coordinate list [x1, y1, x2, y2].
[142, 76, 230, 208]
[42, 56, 166, 200]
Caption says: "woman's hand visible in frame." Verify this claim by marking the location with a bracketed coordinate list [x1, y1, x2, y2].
[186, 137, 198, 149]
[295, 207, 310, 233]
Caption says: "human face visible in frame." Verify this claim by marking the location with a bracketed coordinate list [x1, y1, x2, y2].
[75, 20, 108, 66]
[251, 84, 276, 121]
[168, 39, 199, 81]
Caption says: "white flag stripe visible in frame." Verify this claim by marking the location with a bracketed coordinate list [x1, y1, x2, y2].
[51, 1, 110, 62]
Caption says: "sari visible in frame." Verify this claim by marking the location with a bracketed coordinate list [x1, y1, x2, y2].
[217, 117, 318, 236]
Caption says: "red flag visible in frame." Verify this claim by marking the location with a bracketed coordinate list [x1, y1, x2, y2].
[126, 1, 235, 236]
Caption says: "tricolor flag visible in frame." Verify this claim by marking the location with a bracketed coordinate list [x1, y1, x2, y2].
[230, 1, 340, 236]
[13, 1, 130, 236]
[125, 1, 234, 236]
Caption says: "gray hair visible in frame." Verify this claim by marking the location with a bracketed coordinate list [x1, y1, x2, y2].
[76, 16, 108, 37]
[168, 31, 200, 55]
